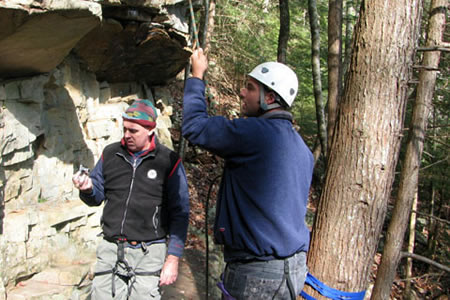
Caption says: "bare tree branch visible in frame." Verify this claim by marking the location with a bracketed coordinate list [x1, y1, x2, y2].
[417, 46, 450, 52]
[401, 252, 450, 273]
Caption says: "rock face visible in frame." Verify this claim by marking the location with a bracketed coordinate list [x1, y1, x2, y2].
[74, 4, 191, 85]
[0, 0, 192, 85]
[0, 0, 191, 297]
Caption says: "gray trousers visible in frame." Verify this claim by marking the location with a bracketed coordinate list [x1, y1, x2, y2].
[222, 252, 307, 300]
[91, 239, 166, 300]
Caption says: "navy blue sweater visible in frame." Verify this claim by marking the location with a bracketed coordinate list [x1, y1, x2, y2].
[182, 78, 314, 261]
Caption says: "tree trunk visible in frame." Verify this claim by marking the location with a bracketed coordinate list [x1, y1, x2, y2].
[404, 189, 418, 299]
[308, 0, 327, 158]
[277, 0, 290, 64]
[202, 0, 215, 54]
[371, 0, 445, 298]
[303, 1, 423, 298]
[426, 108, 438, 270]
[343, 0, 358, 81]
[326, 0, 343, 151]
[0, 185, 4, 234]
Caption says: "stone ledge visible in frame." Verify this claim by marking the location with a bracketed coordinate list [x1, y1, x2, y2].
[0, 200, 102, 292]
[6, 262, 94, 300]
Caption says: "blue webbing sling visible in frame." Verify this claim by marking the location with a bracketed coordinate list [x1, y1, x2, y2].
[300, 273, 366, 300]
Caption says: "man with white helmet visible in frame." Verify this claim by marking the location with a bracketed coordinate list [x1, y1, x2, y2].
[182, 49, 314, 300]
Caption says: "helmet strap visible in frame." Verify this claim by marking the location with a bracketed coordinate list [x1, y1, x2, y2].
[259, 83, 281, 112]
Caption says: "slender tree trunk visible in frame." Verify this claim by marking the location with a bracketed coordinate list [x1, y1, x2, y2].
[277, 0, 290, 63]
[427, 185, 441, 273]
[426, 108, 437, 269]
[303, 1, 422, 298]
[404, 189, 418, 299]
[326, 0, 343, 152]
[371, 0, 445, 298]
[343, 0, 358, 80]
[308, 0, 327, 159]
[0, 185, 3, 234]
[203, 0, 215, 54]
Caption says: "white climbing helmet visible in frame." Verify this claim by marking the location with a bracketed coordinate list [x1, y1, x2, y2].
[248, 62, 298, 107]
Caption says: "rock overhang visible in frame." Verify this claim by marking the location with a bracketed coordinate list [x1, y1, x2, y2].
[0, 0, 194, 85]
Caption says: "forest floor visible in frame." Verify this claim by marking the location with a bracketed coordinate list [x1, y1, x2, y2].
[161, 248, 207, 300]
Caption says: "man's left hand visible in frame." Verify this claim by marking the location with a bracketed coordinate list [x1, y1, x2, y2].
[159, 254, 179, 286]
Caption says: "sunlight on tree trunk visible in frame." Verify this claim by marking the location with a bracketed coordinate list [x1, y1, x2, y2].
[303, 1, 423, 299]
[371, 0, 446, 298]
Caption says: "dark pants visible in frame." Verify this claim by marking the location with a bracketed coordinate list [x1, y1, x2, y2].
[222, 252, 307, 300]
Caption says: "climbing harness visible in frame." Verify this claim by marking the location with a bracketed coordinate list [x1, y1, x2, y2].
[217, 273, 236, 300]
[94, 238, 161, 298]
[276, 259, 297, 300]
[300, 273, 366, 300]
[205, 172, 366, 300]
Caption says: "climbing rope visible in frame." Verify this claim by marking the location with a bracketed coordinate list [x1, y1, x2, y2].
[188, 0, 200, 49]
[187, 0, 214, 103]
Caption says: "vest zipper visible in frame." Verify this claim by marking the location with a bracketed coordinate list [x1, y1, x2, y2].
[120, 158, 137, 235]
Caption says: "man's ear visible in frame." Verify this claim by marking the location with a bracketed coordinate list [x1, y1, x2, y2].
[265, 91, 276, 105]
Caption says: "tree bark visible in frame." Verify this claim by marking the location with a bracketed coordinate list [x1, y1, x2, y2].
[326, 0, 343, 152]
[277, 0, 290, 64]
[308, 0, 327, 158]
[371, 0, 445, 298]
[0, 185, 4, 234]
[404, 190, 418, 299]
[303, 1, 423, 298]
[426, 108, 438, 270]
[343, 0, 358, 80]
[202, 0, 215, 54]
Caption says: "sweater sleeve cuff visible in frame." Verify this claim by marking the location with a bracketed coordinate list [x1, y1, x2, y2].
[167, 244, 184, 257]
[187, 76, 205, 85]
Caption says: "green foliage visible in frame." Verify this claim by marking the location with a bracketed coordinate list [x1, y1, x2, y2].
[212, 0, 331, 147]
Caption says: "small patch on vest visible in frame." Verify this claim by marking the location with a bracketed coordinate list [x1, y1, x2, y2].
[147, 169, 157, 179]
[219, 227, 225, 232]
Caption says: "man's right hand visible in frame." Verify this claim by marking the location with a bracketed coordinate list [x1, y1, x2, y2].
[191, 48, 208, 80]
[72, 171, 93, 193]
